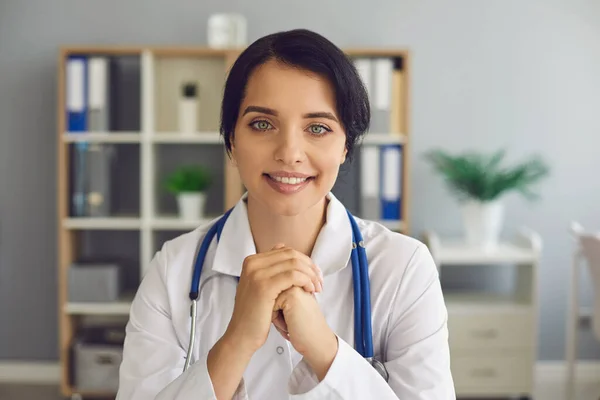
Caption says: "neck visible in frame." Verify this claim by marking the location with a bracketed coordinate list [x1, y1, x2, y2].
[246, 195, 328, 256]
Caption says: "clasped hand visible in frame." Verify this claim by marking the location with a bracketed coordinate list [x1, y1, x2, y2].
[224, 243, 338, 380]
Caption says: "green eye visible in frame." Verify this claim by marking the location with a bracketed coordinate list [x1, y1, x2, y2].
[251, 120, 272, 130]
[309, 125, 329, 135]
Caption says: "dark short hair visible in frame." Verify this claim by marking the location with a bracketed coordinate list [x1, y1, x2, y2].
[219, 29, 370, 161]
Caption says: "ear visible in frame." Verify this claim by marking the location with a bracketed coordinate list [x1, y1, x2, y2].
[229, 151, 238, 167]
[340, 148, 348, 164]
[228, 139, 238, 167]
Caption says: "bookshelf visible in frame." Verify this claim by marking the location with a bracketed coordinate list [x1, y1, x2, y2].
[57, 45, 411, 398]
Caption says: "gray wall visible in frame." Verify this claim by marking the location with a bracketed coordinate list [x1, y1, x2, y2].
[0, 0, 599, 361]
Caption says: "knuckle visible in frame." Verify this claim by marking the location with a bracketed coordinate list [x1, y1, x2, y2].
[291, 257, 302, 269]
[242, 256, 255, 271]
[289, 270, 302, 282]
[288, 287, 304, 302]
[286, 248, 298, 258]
[290, 286, 303, 295]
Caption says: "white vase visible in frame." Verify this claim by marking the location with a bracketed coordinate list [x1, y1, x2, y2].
[178, 83, 198, 134]
[461, 199, 504, 250]
[207, 14, 247, 49]
[177, 192, 207, 220]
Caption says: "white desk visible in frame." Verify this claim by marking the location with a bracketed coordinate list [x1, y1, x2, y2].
[422, 229, 542, 399]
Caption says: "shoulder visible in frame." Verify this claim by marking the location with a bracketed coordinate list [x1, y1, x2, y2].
[356, 217, 430, 265]
[149, 216, 221, 281]
[355, 217, 439, 288]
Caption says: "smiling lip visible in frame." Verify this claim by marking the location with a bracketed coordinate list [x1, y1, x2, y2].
[266, 171, 313, 179]
[263, 172, 315, 194]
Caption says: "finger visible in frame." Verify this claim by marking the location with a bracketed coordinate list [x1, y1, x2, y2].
[246, 247, 320, 280]
[315, 265, 324, 287]
[244, 248, 324, 288]
[271, 310, 288, 333]
[274, 324, 290, 341]
[257, 258, 322, 293]
[242, 247, 298, 272]
[269, 269, 316, 296]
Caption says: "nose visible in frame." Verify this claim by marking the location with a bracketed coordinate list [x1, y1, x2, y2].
[273, 128, 306, 165]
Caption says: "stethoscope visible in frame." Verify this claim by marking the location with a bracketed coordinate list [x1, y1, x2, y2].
[182, 207, 389, 382]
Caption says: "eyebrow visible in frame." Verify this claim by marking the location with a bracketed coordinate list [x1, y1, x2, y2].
[242, 106, 339, 123]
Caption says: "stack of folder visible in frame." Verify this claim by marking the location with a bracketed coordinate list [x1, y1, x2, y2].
[353, 56, 404, 222]
[65, 55, 141, 217]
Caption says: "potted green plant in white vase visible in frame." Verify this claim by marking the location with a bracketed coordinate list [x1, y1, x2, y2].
[424, 149, 549, 250]
[164, 165, 212, 220]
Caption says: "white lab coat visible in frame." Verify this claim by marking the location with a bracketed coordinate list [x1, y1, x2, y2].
[116, 192, 455, 399]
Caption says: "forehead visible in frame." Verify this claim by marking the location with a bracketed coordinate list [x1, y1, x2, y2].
[242, 59, 337, 113]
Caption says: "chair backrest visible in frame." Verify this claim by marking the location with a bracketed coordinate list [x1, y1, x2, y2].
[571, 222, 600, 340]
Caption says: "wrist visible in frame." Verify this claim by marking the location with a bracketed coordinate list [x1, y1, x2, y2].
[208, 332, 254, 400]
[304, 331, 338, 381]
[222, 329, 261, 358]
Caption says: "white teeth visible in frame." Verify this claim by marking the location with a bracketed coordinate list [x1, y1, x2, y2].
[270, 175, 308, 184]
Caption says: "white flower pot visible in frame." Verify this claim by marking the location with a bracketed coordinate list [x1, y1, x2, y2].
[462, 199, 504, 250]
[177, 192, 207, 220]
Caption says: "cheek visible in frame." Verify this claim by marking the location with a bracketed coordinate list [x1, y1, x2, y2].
[233, 143, 266, 178]
[313, 146, 345, 174]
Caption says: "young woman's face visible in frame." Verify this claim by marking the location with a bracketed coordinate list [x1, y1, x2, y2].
[230, 59, 347, 217]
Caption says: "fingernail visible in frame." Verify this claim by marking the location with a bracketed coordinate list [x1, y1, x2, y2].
[318, 282, 323, 292]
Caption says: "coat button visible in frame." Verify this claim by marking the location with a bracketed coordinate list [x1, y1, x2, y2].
[276, 346, 284, 355]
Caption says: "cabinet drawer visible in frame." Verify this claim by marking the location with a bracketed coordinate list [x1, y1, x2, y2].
[452, 354, 534, 396]
[448, 312, 533, 350]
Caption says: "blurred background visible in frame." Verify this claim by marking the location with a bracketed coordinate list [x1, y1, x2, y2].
[0, 0, 599, 399]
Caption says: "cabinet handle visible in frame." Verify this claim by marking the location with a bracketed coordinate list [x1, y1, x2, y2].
[470, 367, 496, 378]
[470, 328, 498, 339]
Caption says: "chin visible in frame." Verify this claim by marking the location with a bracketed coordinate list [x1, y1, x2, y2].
[264, 194, 319, 217]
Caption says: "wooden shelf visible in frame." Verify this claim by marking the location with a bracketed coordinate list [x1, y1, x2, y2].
[362, 133, 406, 145]
[149, 132, 405, 145]
[57, 45, 411, 397]
[151, 132, 222, 144]
[63, 132, 141, 143]
[151, 216, 216, 230]
[62, 217, 141, 230]
[65, 301, 132, 315]
[66, 388, 117, 398]
[378, 219, 405, 231]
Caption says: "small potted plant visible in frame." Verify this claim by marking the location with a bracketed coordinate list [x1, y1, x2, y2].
[424, 149, 549, 250]
[164, 165, 212, 220]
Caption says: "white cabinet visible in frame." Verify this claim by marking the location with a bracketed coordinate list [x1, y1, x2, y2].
[423, 229, 542, 399]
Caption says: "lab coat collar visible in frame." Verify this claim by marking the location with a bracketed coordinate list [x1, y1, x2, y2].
[210, 192, 353, 278]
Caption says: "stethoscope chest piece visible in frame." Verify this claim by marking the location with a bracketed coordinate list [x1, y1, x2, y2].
[370, 358, 389, 382]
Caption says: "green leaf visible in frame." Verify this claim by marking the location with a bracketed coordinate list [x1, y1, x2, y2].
[163, 165, 213, 194]
[423, 149, 549, 202]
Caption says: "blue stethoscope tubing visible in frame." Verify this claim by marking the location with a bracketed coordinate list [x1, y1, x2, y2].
[183, 207, 389, 382]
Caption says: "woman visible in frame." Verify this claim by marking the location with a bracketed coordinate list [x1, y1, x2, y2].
[117, 29, 454, 399]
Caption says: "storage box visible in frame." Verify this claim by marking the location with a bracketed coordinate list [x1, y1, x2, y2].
[68, 263, 122, 302]
[72, 326, 125, 392]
